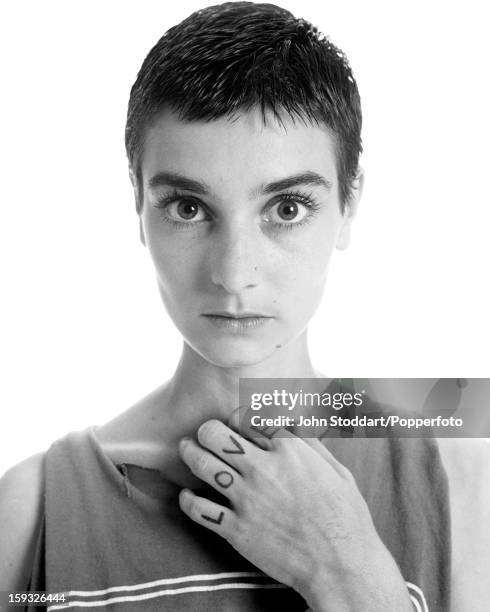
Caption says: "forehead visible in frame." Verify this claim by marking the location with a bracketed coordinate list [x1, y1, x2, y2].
[140, 109, 338, 193]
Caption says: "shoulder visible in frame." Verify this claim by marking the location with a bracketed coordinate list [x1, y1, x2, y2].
[436, 439, 490, 611]
[0, 452, 45, 591]
[436, 437, 490, 516]
[1, 451, 45, 486]
[437, 438, 490, 516]
[437, 437, 490, 483]
[95, 382, 173, 469]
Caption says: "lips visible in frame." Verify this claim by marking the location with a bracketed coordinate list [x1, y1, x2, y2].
[202, 311, 272, 319]
[202, 312, 273, 331]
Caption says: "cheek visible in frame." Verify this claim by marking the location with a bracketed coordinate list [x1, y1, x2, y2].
[274, 227, 336, 293]
[147, 233, 201, 301]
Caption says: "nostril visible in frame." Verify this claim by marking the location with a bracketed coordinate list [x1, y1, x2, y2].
[210, 256, 260, 293]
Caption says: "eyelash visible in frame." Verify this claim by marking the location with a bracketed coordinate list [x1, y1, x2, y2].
[154, 190, 322, 232]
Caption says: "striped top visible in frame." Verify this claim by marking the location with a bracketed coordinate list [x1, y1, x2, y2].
[27, 426, 450, 611]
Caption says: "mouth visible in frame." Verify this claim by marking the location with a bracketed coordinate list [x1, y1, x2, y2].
[203, 311, 272, 319]
[201, 312, 274, 332]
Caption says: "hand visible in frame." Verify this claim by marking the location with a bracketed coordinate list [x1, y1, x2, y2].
[177, 414, 413, 611]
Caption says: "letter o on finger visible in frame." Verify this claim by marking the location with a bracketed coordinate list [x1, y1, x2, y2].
[214, 470, 234, 489]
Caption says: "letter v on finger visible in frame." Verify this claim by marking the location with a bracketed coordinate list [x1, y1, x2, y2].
[222, 435, 245, 454]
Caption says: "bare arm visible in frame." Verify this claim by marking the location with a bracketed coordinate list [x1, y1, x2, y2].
[0, 453, 45, 602]
[438, 438, 490, 612]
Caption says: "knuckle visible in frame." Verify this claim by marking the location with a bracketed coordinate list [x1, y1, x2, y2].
[225, 515, 241, 544]
[257, 437, 274, 451]
[271, 435, 288, 452]
[243, 458, 258, 481]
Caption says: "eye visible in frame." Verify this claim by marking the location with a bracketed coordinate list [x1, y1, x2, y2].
[163, 197, 209, 223]
[168, 199, 205, 222]
[263, 195, 312, 226]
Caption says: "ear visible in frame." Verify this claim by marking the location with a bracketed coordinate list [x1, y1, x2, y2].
[336, 167, 364, 251]
[129, 166, 146, 247]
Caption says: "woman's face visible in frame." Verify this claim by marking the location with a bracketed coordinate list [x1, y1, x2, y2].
[138, 108, 357, 367]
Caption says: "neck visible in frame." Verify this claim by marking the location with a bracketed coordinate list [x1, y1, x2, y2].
[130, 330, 320, 488]
[160, 329, 317, 435]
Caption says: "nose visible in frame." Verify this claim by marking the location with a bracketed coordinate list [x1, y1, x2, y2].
[209, 224, 260, 294]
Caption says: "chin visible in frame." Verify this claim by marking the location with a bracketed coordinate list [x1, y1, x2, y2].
[191, 338, 276, 369]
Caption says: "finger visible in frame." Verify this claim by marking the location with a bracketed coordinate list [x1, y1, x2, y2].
[197, 419, 264, 470]
[227, 405, 245, 431]
[178, 437, 242, 497]
[228, 406, 273, 451]
[232, 405, 297, 451]
[251, 422, 304, 453]
[179, 488, 236, 539]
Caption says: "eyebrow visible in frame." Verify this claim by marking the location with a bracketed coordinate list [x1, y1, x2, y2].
[259, 171, 332, 194]
[148, 172, 209, 195]
[147, 170, 332, 196]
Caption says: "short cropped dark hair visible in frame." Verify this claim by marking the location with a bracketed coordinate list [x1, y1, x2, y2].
[125, 2, 362, 215]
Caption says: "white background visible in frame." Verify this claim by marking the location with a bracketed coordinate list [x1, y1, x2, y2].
[1, 0, 489, 476]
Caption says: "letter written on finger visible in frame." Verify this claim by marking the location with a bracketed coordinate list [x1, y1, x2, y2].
[201, 511, 224, 525]
[214, 470, 234, 489]
[179, 489, 231, 532]
[222, 435, 245, 454]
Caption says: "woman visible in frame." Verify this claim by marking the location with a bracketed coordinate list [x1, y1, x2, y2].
[1, 3, 450, 611]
